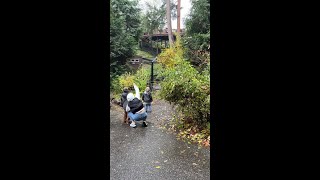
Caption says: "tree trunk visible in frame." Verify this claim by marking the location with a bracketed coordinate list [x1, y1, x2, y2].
[166, 0, 174, 46]
[177, 0, 181, 35]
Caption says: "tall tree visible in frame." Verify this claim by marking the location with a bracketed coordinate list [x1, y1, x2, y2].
[183, 0, 210, 69]
[110, 0, 142, 77]
[177, 0, 181, 34]
[166, 0, 174, 46]
[185, 0, 210, 35]
[141, 3, 166, 34]
[141, 0, 180, 34]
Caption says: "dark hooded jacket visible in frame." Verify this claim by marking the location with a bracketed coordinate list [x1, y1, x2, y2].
[142, 91, 153, 103]
[120, 89, 129, 107]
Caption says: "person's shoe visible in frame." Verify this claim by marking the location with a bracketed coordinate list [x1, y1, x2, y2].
[142, 121, 148, 127]
[130, 123, 136, 128]
[127, 118, 132, 124]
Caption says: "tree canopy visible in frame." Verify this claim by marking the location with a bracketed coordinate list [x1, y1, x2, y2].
[183, 0, 210, 70]
[140, 0, 180, 34]
[110, 0, 142, 77]
[185, 0, 210, 35]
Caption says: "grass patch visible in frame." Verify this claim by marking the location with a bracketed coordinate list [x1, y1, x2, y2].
[135, 49, 154, 58]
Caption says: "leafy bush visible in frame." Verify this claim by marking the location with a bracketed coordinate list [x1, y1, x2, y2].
[111, 64, 160, 97]
[118, 72, 135, 90]
[158, 37, 210, 127]
[159, 60, 210, 125]
[110, 75, 122, 95]
[134, 66, 151, 92]
[157, 36, 184, 68]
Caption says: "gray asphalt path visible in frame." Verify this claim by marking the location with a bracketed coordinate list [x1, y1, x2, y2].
[110, 100, 210, 180]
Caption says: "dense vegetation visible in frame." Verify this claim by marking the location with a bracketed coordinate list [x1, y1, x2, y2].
[110, 0, 210, 147]
[157, 37, 210, 146]
[182, 0, 210, 70]
[140, 0, 179, 34]
[110, 0, 142, 80]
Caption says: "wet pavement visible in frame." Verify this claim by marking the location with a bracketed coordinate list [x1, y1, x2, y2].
[110, 100, 210, 180]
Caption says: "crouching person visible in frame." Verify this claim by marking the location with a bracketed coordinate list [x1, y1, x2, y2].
[126, 84, 148, 128]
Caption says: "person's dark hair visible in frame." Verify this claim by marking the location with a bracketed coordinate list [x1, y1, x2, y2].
[123, 87, 129, 93]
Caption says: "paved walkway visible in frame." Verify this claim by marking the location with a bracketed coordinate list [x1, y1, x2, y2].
[110, 100, 210, 180]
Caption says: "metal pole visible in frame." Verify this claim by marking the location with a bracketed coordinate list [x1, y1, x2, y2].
[150, 60, 154, 91]
[156, 37, 158, 55]
[142, 57, 156, 92]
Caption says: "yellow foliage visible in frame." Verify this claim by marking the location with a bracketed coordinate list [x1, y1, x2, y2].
[118, 72, 135, 89]
[157, 35, 184, 68]
[157, 48, 177, 68]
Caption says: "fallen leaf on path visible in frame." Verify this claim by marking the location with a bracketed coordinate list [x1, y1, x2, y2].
[155, 166, 161, 169]
[180, 150, 186, 154]
[203, 140, 210, 147]
[164, 160, 168, 163]
[192, 163, 198, 166]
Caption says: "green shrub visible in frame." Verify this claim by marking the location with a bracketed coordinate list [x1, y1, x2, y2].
[134, 66, 151, 92]
[110, 75, 122, 95]
[158, 36, 210, 127]
[182, 33, 210, 70]
[111, 64, 160, 96]
[118, 72, 135, 90]
[159, 60, 210, 125]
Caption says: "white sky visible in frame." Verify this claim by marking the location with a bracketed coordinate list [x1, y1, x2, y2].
[138, 0, 192, 29]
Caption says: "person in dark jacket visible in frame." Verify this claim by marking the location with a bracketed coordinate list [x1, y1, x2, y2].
[126, 84, 147, 128]
[120, 87, 130, 124]
[142, 87, 153, 113]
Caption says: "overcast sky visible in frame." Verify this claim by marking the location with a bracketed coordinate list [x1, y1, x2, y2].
[138, 0, 192, 29]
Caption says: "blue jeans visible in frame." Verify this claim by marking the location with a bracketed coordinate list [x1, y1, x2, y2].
[128, 112, 147, 121]
[144, 104, 152, 112]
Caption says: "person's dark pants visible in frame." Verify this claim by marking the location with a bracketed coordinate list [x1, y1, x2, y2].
[144, 104, 152, 112]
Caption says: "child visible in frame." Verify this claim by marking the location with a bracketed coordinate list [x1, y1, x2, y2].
[142, 87, 153, 113]
[120, 87, 129, 124]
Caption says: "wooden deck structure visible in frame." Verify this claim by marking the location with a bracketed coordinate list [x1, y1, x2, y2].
[139, 32, 185, 52]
